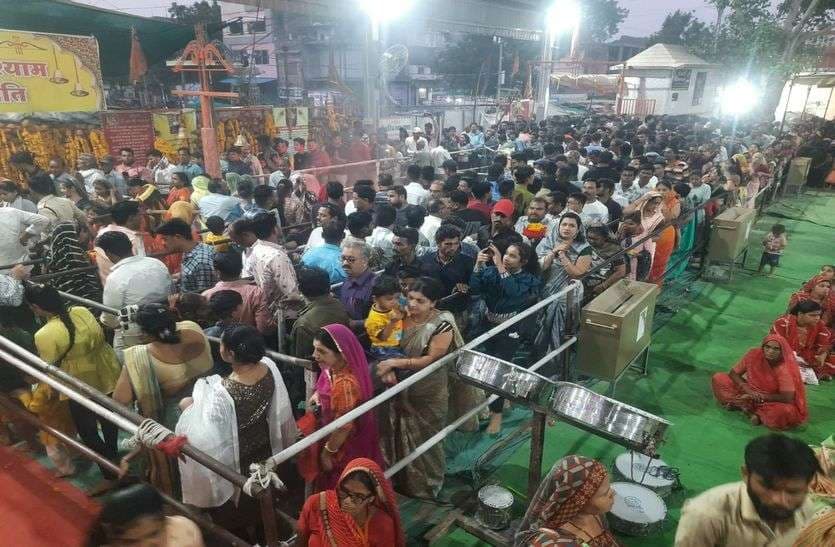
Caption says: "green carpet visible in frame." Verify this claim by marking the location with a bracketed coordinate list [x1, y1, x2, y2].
[426, 190, 835, 546]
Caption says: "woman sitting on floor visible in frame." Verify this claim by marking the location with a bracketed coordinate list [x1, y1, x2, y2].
[789, 274, 834, 328]
[771, 300, 834, 380]
[514, 455, 620, 546]
[711, 334, 807, 429]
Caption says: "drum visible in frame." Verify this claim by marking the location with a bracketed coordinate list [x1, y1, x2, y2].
[608, 482, 667, 537]
[614, 452, 676, 498]
[475, 484, 514, 530]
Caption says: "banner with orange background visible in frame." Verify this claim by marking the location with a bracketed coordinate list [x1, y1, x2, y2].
[0, 28, 104, 113]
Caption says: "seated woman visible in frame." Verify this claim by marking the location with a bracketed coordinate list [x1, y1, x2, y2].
[177, 324, 296, 533]
[771, 300, 834, 380]
[309, 324, 384, 491]
[711, 334, 807, 429]
[514, 455, 619, 546]
[470, 241, 542, 434]
[26, 284, 121, 490]
[297, 458, 405, 547]
[376, 277, 481, 498]
[584, 225, 626, 300]
[113, 304, 213, 496]
[789, 275, 833, 327]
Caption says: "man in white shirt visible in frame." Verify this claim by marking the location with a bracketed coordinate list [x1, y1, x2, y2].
[27, 173, 87, 232]
[76, 153, 106, 195]
[147, 149, 178, 195]
[429, 144, 452, 174]
[366, 204, 397, 267]
[675, 434, 818, 547]
[404, 127, 428, 154]
[248, 212, 302, 319]
[420, 198, 445, 245]
[404, 164, 429, 207]
[0, 206, 50, 272]
[580, 180, 609, 226]
[95, 201, 146, 284]
[635, 163, 657, 191]
[615, 165, 647, 204]
[96, 230, 171, 355]
[305, 203, 343, 250]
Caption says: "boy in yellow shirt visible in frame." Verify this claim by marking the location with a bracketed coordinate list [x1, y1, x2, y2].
[365, 275, 405, 361]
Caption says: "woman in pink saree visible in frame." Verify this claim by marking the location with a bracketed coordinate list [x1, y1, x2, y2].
[309, 324, 384, 491]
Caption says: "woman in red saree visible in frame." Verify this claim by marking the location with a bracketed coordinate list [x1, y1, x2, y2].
[297, 457, 405, 547]
[309, 324, 384, 491]
[711, 334, 808, 429]
[792, 274, 834, 328]
[771, 300, 834, 380]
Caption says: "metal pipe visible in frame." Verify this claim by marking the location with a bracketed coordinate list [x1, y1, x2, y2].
[0, 347, 138, 432]
[384, 334, 577, 478]
[261, 281, 580, 469]
[0, 394, 253, 547]
[0, 258, 44, 270]
[53, 289, 314, 371]
[0, 337, 251, 490]
[0, 392, 122, 474]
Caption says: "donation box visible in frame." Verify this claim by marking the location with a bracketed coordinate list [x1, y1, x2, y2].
[784, 157, 811, 195]
[707, 207, 756, 262]
[578, 279, 658, 381]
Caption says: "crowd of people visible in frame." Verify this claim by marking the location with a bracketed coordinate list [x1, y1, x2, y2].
[0, 112, 833, 545]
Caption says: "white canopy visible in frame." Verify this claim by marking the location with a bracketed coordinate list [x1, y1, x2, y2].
[611, 43, 718, 70]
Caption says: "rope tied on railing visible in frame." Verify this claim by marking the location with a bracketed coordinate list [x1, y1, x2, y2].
[243, 460, 286, 497]
[125, 418, 188, 458]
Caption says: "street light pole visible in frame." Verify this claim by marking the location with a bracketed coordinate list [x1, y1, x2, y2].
[495, 36, 503, 103]
[537, 31, 553, 120]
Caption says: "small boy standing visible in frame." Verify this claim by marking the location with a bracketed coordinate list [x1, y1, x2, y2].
[365, 276, 405, 361]
[759, 223, 787, 275]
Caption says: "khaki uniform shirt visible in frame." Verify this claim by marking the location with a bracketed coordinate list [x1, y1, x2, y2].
[674, 482, 815, 547]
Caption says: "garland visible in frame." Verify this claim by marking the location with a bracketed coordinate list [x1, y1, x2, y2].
[0, 124, 110, 181]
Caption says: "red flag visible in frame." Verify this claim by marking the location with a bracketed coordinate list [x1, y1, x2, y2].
[129, 27, 148, 84]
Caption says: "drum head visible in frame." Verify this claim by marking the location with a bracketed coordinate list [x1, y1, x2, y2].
[610, 482, 667, 524]
[614, 452, 675, 489]
[478, 485, 514, 508]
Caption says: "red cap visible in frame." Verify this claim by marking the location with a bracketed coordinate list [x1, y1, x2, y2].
[492, 199, 514, 218]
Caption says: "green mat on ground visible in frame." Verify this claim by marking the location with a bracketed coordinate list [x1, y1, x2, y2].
[415, 190, 835, 546]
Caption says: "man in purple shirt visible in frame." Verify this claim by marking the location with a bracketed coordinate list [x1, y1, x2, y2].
[338, 241, 376, 331]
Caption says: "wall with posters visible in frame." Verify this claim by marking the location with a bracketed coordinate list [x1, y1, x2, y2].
[0, 29, 104, 113]
[273, 107, 309, 142]
[153, 110, 197, 156]
[100, 111, 155, 165]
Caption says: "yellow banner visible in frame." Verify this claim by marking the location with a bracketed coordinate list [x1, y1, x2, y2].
[0, 29, 103, 113]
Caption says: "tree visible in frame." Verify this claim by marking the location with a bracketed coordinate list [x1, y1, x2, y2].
[168, 1, 222, 37]
[433, 0, 628, 95]
[647, 10, 714, 55]
[578, 0, 629, 44]
[433, 35, 539, 95]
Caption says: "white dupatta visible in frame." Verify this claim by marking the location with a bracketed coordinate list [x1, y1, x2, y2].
[176, 357, 297, 508]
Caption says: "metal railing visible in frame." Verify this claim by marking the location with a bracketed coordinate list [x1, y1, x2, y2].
[3, 150, 798, 546]
[0, 337, 272, 545]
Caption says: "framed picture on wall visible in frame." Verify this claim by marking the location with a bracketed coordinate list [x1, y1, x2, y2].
[671, 69, 692, 90]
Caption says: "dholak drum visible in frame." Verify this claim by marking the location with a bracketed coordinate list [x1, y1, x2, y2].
[475, 485, 514, 530]
[608, 482, 667, 537]
[614, 452, 675, 498]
